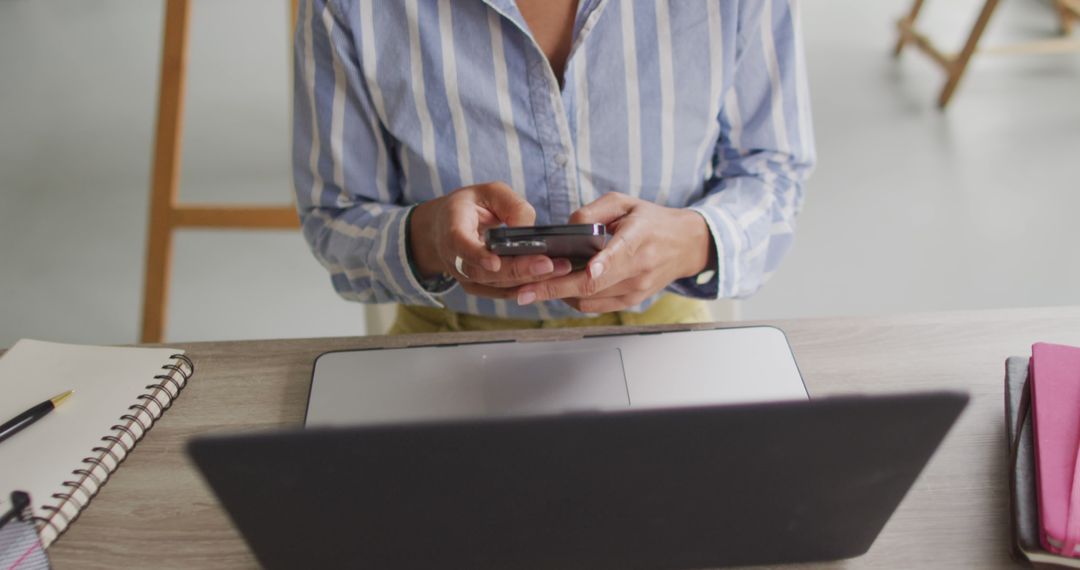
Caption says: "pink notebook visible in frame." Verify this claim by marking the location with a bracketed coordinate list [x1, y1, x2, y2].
[1031, 342, 1080, 557]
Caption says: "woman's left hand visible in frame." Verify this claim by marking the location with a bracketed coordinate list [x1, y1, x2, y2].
[516, 193, 713, 313]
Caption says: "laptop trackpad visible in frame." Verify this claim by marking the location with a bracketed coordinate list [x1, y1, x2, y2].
[306, 346, 629, 426]
[477, 347, 629, 415]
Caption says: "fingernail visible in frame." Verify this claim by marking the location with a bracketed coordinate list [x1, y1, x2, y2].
[483, 257, 500, 272]
[589, 262, 604, 279]
[517, 291, 537, 305]
[530, 259, 554, 276]
[553, 259, 572, 274]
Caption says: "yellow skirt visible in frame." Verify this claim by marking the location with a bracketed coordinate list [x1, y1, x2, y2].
[388, 294, 711, 335]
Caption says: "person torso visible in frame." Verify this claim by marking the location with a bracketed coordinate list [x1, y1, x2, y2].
[344, 0, 740, 224]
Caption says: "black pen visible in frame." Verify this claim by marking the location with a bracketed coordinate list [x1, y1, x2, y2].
[0, 390, 73, 444]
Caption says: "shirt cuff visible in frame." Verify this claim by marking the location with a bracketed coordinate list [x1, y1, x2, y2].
[667, 208, 722, 300]
[403, 205, 457, 293]
[373, 204, 457, 302]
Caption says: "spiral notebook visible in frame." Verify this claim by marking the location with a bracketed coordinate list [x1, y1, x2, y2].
[0, 339, 193, 548]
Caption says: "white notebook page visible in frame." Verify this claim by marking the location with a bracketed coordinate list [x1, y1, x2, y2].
[0, 339, 185, 546]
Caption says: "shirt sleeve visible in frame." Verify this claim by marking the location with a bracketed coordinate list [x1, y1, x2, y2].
[293, 0, 456, 306]
[669, 0, 816, 301]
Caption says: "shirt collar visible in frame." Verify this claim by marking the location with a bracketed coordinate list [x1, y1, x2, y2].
[480, 0, 608, 44]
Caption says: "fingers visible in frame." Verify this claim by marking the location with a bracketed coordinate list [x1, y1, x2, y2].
[515, 270, 593, 306]
[514, 265, 611, 306]
[443, 182, 536, 276]
[563, 275, 655, 312]
[515, 222, 643, 305]
[474, 182, 536, 227]
[569, 192, 634, 225]
[573, 294, 652, 314]
[459, 256, 573, 287]
[562, 277, 652, 313]
[441, 191, 502, 273]
[514, 253, 618, 305]
[456, 260, 571, 300]
[446, 215, 501, 274]
[570, 276, 646, 300]
[581, 225, 640, 287]
[521, 194, 643, 304]
[458, 281, 521, 300]
[569, 274, 656, 313]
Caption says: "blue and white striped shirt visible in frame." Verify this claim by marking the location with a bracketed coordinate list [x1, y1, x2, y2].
[293, 0, 815, 319]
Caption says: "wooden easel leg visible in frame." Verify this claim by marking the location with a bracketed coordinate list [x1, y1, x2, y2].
[894, 0, 927, 56]
[141, 0, 191, 344]
[938, 0, 1000, 109]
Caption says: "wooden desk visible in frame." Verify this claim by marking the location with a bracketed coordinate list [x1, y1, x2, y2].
[45, 306, 1080, 568]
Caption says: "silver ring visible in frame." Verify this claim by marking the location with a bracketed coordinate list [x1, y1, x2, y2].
[454, 256, 469, 279]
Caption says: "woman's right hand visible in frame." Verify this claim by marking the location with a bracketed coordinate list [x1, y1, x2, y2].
[408, 182, 573, 299]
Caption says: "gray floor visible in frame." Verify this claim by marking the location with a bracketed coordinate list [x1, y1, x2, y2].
[750, 0, 1080, 321]
[1, 0, 1078, 348]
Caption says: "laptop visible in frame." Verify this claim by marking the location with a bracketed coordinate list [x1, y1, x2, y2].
[306, 326, 810, 426]
[188, 326, 968, 569]
[190, 392, 967, 569]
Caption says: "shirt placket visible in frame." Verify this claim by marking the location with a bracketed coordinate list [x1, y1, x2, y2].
[483, 0, 610, 223]
[525, 53, 576, 223]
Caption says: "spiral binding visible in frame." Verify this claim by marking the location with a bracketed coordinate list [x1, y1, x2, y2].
[32, 353, 194, 547]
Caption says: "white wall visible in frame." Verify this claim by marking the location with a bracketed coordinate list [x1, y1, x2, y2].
[0, 0, 368, 346]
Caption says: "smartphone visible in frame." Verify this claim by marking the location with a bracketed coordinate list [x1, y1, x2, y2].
[485, 224, 607, 265]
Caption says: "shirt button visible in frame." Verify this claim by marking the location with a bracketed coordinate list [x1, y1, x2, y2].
[696, 270, 717, 286]
[554, 153, 568, 167]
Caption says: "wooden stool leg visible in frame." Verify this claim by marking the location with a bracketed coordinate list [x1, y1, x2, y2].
[1058, 0, 1079, 35]
[894, 0, 927, 56]
[141, 0, 191, 343]
[938, 0, 1000, 108]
